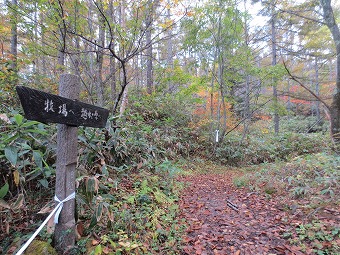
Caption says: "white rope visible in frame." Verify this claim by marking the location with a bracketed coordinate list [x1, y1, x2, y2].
[15, 192, 75, 255]
[54, 192, 75, 224]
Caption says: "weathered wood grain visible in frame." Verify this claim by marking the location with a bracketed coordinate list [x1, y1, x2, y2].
[16, 86, 109, 128]
[54, 74, 79, 254]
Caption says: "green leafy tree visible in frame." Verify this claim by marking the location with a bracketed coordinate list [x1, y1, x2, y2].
[181, 0, 247, 140]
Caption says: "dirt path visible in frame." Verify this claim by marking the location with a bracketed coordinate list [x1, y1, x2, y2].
[178, 173, 295, 255]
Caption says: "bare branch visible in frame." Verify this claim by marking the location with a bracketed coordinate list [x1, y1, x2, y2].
[282, 59, 331, 112]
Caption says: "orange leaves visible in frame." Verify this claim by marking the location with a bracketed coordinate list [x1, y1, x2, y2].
[186, 10, 195, 17]
[191, 89, 237, 130]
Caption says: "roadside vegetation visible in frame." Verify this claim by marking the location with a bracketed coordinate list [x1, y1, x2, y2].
[1, 90, 339, 254]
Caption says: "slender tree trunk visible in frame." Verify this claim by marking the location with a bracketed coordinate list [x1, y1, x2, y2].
[41, 13, 47, 76]
[287, 79, 291, 113]
[166, 0, 174, 92]
[87, 1, 95, 97]
[117, 0, 129, 115]
[108, 1, 117, 108]
[119, 86, 128, 116]
[56, 0, 67, 73]
[33, 1, 38, 74]
[73, 38, 81, 77]
[72, 1, 81, 77]
[242, 0, 250, 141]
[110, 56, 117, 105]
[146, 0, 153, 94]
[271, 3, 279, 134]
[210, 51, 217, 140]
[10, 0, 18, 83]
[319, 0, 340, 143]
[314, 56, 320, 121]
[219, 58, 227, 139]
[95, 1, 105, 107]
[216, 7, 223, 138]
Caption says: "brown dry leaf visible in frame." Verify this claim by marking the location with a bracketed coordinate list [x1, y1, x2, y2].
[203, 210, 211, 215]
[11, 193, 24, 210]
[102, 246, 111, 254]
[76, 222, 84, 237]
[118, 241, 131, 247]
[137, 161, 143, 169]
[195, 245, 203, 255]
[6, 221, 10, 234]
[108, 210, 114, 222]
[156, 223, 163, 230]
[38, 202, 54, 214]
[46, 217, 55, 234]
[183, 237, 193, 243]
[92, 239, 100, 246]
[7, 245, 18, 254]
[197, 203, 205, 209]
[192, 225, 202, 230]
[234, 250, 241, 255]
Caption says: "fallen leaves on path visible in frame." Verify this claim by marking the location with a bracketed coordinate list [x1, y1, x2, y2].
[178, 173, 302, 255]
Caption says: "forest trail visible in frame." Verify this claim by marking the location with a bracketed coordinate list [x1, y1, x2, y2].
[178, 172, 301, 255]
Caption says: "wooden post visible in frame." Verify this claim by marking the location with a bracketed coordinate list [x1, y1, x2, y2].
[54, 74, 80, 253]
[16, 78, 109, 254]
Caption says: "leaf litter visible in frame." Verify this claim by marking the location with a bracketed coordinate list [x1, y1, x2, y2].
[178, 170, 339, 255]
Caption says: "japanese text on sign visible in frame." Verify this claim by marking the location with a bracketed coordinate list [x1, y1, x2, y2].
[81, 108, 99, 120]
[44, 99, 100, 120]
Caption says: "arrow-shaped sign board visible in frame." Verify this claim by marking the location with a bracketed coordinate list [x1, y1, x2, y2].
[16, 86, 109, 128]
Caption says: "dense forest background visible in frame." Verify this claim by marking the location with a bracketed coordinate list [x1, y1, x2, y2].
[0, 0, 339, 254]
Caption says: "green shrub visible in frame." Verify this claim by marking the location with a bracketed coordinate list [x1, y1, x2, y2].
[0, 113, 54, 193]
[213, 131, 329, 166]
[278, 116, 329, 134]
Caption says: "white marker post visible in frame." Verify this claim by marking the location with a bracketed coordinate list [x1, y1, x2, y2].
[215, 129, 220, 143]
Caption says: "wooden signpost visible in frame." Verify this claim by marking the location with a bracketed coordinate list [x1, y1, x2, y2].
[16, 74, 109, 254]
[16, 86, 109, 128]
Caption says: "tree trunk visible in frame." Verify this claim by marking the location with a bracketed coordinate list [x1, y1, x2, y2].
[319, 0, 340, 143]
[271, 3, 279, 134]
[57, 3, 66, 73]
[242, 0, 250, 141]
[95, 1, 105, 107]
[41, 12, 47, 76]
[109, 1, 117, 106]
[110, 56, 117, 106]
[119, 85, 128, 116]
[166, 0, 174, 91]
[10, 0, 18, 82]
[210, 48, 217, 141]
[314, 56, 320, 121]
[146, 0, 153, 94]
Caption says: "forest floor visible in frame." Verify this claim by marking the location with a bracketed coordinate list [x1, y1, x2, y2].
[177, 162, 340, 255]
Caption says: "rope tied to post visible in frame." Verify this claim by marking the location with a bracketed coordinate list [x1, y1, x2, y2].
[54, 192, 75, 224]
[15, 192, 75, 255]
